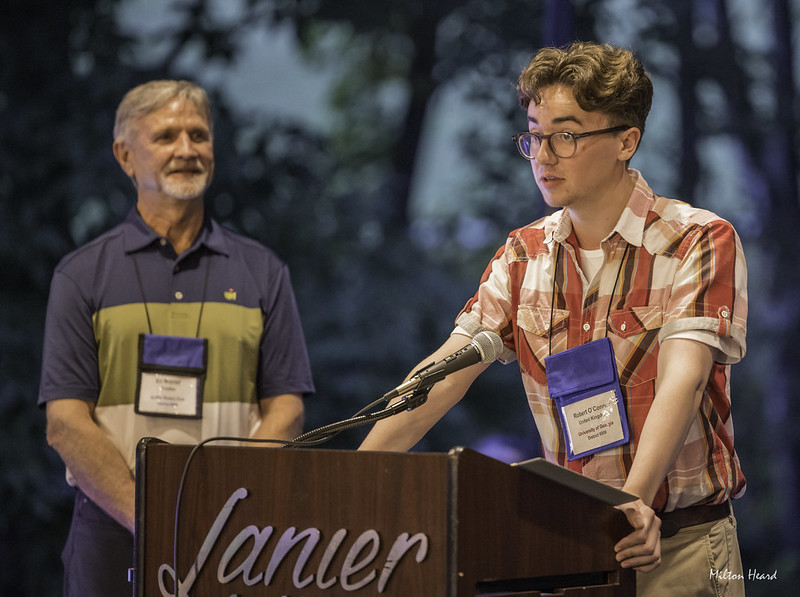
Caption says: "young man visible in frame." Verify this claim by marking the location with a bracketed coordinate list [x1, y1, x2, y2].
[360, 42, 747, 596]
[39, 80, 315, 596]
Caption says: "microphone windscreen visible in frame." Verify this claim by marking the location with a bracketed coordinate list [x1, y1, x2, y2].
[473, 330, 505, 363]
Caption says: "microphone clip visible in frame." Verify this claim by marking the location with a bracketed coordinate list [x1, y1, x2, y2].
[400, 385, 430, 412]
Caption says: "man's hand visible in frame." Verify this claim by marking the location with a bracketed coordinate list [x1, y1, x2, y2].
[46, 399, 136, 533]
[614, 499, 662, 572]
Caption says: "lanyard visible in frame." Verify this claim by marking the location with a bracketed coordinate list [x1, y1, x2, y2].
[131, 249, 210, 338]
[548, 240, 629, 356]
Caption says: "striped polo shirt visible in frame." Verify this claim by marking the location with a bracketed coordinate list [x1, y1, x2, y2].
[39, 208, 315, 476]
[456, 170, 747, 512]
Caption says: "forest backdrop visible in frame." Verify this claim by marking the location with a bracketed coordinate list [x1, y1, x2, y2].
[1, 0, 799, 594]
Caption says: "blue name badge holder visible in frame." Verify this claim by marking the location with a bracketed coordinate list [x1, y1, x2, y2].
[545, 337, 630, 461]
[135, 333, 208, 419]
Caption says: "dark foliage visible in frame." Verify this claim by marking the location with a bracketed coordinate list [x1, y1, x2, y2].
[1, 0, 797, 594]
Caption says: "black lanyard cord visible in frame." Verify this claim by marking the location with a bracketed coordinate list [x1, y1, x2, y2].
[131, 250, 209, 338]
[548, 242, 561, 357]
[548, 240, 629, 356]
[132, 253, 154, 335]
[194, 257, 210, 338]
[605, 244, 630, 328]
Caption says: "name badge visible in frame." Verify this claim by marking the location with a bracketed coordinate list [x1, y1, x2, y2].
[135, 334, 207, 419]
[545, 337, 630, 460]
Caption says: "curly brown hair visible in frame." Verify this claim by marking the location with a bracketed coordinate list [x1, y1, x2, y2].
[517, 42, 653, 136]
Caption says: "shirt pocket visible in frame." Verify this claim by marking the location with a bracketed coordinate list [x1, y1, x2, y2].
[607, 306, 663, 386]
[516, 305, 569, 384]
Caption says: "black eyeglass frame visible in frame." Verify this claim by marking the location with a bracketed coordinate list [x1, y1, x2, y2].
[512, 125, 633, 160]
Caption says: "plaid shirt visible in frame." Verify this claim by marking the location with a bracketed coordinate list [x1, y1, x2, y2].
[457, 171, 747, 511]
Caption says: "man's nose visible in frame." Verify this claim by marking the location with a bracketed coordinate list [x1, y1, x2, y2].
[175, 131, 199, 156]
[534, 139, 557, 163]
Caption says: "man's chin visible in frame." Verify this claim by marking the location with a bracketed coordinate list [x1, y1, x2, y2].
[162, 179, 209, 201]
[167, 192, 204, 201]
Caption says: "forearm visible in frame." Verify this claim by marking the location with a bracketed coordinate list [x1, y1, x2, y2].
[359, 336, 489, 452]
[623, 338, 713, 505]
[623, 409, 697, 506]
[358, 378, 467, 452]
[46, 400, 136, 533]
[253, 393, 305, 443]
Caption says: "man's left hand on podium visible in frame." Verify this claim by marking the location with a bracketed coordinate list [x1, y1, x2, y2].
[613, 499, 662, 573]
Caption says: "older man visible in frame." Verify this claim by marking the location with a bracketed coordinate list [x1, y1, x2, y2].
[39, 80, 315, 596]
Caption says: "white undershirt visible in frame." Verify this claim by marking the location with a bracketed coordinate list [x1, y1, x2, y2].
[578, 247, 605, 282]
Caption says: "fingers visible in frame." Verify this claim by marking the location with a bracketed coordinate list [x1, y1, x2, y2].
[615, 537, 662, 572]
[613, 499, 662, 572]
[622, 553, 662, 573]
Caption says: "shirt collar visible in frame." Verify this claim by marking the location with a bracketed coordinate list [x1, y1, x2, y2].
[121, 207, 230, 257]
[610, 169, 654, 248]
[544, 169, 655, 248]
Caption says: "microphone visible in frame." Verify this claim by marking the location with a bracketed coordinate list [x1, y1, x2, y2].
[381, 330, 505, 402]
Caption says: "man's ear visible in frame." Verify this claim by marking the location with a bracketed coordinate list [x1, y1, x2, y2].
[112, 139, 135, 178]
[618, 127, 642, 161]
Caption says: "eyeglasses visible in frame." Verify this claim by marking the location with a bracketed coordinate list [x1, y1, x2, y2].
[513, 125, 631, 160]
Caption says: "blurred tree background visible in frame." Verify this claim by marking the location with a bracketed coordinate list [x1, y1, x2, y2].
[1, 0, 798, 594]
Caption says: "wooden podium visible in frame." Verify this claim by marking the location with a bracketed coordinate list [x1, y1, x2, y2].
[134, 439, 635, 596]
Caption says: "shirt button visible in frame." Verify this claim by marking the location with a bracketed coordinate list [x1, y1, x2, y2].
[175, 291, 184, 300]
[583, 322, 591, 332]
[620, 322, 627, 332]
[159, 238, 168, 246]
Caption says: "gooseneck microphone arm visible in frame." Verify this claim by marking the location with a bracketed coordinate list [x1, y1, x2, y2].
[287, 385, 432, 447]
[285, 330, 505, 448]
[379, 330, 505, 402]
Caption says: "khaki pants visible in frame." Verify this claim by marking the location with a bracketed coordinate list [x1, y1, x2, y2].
[636, 513, 744, 597]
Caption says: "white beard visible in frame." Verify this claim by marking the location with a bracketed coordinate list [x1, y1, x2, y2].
[159, 159, 211, 200]
[161, 172, 210, 200]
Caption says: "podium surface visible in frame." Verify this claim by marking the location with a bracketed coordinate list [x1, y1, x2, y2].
[135, 441, 634, 596]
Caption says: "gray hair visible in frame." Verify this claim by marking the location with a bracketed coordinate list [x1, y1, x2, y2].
[113, 80, 213, 142]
